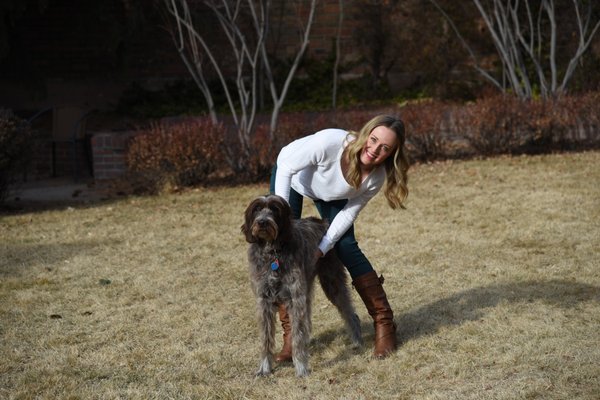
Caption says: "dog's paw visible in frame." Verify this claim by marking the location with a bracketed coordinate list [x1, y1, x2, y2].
[350, 336, 364, 349]
[255, 369, 272, 377]
[294, 362, 310, 377]
[349, 313, 363, 348]
[255, 358, 272, 376]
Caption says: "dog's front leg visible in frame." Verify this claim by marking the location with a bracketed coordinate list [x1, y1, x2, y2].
[256, 298, 276, 376]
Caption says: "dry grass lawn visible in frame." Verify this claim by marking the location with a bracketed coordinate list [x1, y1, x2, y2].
[1, 151, 599, 400]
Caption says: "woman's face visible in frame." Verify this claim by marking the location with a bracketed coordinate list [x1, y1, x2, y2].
[359, 125, 399, 171]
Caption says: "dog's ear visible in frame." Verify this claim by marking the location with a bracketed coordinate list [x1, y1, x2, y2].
[241, 197, 262, 243]
[240, 222, 257, 243]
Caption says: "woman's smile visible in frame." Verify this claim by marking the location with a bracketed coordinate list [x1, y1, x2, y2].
[360, 126, 399, 171]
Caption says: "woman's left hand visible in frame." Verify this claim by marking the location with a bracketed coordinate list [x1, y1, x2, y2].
[315, 249, 324, 261]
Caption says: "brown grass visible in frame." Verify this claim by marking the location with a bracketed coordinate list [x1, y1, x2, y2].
[1, 152, 599, 399]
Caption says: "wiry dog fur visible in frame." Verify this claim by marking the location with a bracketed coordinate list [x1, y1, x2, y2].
[241, 194, 362, 377]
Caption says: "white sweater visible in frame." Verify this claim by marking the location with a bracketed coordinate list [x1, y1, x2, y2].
[275, 128, 386, 254]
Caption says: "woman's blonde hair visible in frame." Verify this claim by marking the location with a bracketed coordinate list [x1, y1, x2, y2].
[345, 115, 409, 209]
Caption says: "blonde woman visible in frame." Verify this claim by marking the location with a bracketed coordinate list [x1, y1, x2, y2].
[270, 114, 409, 359]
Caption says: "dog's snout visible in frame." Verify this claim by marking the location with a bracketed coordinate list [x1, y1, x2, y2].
[257, 219, 269, 227]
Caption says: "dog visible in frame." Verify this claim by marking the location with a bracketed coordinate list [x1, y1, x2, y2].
[241, 194, 362, 377]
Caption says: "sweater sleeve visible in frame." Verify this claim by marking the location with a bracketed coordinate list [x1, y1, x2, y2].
[317, 185, 379, 254]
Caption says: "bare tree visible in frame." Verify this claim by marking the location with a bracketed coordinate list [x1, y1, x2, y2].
[332, 0, 344, 110]
[429, 0, 600, 98]
[164, 0, 317, 171]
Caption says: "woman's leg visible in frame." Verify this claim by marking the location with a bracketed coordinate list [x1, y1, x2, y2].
[313, 198, 397, 358]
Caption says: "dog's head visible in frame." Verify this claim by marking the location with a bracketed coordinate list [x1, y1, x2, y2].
[241, 195, 293, 244]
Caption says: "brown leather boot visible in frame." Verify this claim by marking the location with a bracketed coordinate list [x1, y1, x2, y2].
[275, 303, 293, 362]
[352, 271, 397, 358]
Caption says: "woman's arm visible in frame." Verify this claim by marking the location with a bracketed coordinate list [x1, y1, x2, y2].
[317, 190, 376, 255]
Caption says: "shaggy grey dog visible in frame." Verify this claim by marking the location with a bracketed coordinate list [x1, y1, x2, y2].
[241, 194, 363, 377]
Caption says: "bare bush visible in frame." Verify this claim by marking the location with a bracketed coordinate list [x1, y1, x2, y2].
[457, 95, 527, 156]
[122, 92, 600, 189]
[401, 100, 453, 162]
[126, 118, 226, 193]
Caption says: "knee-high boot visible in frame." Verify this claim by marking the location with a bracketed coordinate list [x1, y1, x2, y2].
[275, 303, 293, 362]
[352, 271, 397, 358]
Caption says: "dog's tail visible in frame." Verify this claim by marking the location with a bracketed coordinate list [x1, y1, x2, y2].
[316, 254, 363, 347]
[316, 253, 346, 298]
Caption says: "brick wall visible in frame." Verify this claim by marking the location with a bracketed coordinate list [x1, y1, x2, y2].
[270, 0, 360, 61]
[90, 132, 136, 180]
[26, 131, 132, 182]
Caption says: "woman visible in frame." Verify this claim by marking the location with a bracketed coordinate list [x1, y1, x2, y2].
[270, 114, 410, 359]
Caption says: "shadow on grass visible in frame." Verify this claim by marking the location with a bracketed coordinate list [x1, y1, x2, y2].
[0, 196, 120, 215]
[396, 279, 600, 343]
[0, 240, 120, 277]
[311, 279, 599, 361]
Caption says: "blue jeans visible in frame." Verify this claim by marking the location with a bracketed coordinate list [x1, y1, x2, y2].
[270, 166, 373, 279]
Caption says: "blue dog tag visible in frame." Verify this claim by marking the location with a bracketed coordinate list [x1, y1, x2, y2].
[271, 259, 280, 271]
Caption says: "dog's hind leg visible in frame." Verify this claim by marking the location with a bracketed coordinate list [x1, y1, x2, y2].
[317, 261, 363, 348]
[288, 297, 311, 377]
[256, 299, 276, 376]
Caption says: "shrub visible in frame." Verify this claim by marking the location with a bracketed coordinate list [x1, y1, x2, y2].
[122, 91, 600, 190]
[126, 118, 227, 193]
[401, 99, 453, 162]
[521, 98, 569, 152]
[457, 95, 527, 156]
[0, 109, 34, 203]
[454, 94, 600, 157]
[580, 92, 600, 146]
[240, 93, 600, 183]
[244, 123, 277, 183]
[342, 92, 600, 162]
[545, 93, 600, 150]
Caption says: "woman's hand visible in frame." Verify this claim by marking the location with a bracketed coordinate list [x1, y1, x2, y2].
[315, 249, 324, 262]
